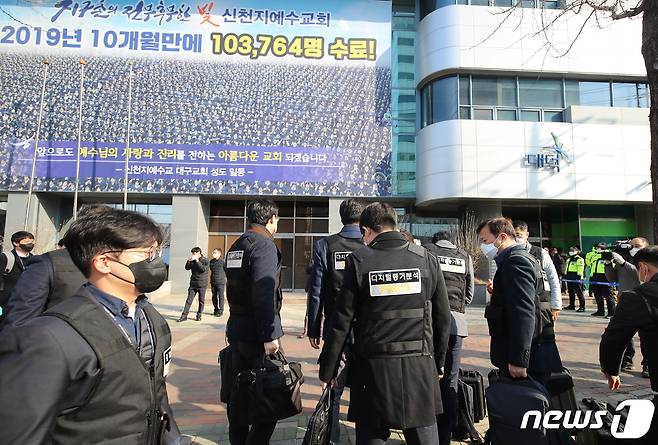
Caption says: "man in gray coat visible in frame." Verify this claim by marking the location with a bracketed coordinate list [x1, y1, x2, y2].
[605, 237, 649, 377]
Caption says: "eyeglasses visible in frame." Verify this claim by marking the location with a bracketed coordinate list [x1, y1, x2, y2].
[104, 245, 162, 262]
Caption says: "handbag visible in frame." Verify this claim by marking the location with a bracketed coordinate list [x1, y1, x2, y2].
[231, 350, 304, 424]
[218, 344, 233, 404]
[302, 386, 332, 445]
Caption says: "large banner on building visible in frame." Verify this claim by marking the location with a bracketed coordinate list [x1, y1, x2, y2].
[0, 0, 392, 196]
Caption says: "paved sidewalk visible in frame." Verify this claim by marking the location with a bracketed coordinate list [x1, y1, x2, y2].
[154, 291, 653, 445]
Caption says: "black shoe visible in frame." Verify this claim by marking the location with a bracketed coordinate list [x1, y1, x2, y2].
[591, 311, 605, 317]
[642, 366, 650, 378]
[177, 315, 187, 323]
[576, 307, 585, 312]
[213, 309, 221, 317]
[621, 364, 634, 372]
[195, 314, 202, 321]
[564, 305, 576, 310]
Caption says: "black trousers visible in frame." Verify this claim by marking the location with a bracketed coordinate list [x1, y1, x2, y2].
[623, 337, 648, 367]
[590, 278, 615, 315]
[228, 341, 278, 445]
[567, 281, 585, 309]
[212, 281, 226, 313]
[437, 334, 463, 445]
[355, 423, 438, 445]
[182, 286, 206, 317]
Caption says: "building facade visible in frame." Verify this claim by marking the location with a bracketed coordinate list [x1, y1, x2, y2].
[0, 0, 652, 291]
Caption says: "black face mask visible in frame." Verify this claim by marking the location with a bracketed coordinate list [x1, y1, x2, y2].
[19, 243, 34, 252]
[111, 257, 168, 294]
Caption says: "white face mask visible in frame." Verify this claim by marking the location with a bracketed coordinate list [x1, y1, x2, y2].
[630, 247, 640, 257]
[569, 250, 577, 256]
[515, 237, 525, 245]
[480, 235, 502, 260]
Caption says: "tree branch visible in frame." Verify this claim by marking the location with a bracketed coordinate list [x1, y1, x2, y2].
[611, 3, 645, 19]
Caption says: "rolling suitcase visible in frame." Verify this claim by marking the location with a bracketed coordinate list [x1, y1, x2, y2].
[460, 368, 487, 422]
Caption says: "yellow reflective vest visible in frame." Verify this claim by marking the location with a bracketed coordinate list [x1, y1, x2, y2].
[565, 256, 585, 278]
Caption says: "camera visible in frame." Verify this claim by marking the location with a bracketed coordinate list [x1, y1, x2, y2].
[600, 251, 613, 261]
[602, 239, 633, 262]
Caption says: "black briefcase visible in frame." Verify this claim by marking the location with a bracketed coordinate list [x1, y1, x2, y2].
[302, 386, 332, 445]
[218, 344, 233, 404]
[545, 368, 578, 413]
[485, 375, 550, 445]
[459, 368, 487, 423]
[231, 350, 304, 425]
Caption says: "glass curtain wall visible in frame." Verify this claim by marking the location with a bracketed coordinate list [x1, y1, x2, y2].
[208, 199, 329, 290]
[391, 0, 417, 195]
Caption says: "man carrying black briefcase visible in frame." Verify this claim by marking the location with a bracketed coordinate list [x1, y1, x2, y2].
[224, 200, 285, 445]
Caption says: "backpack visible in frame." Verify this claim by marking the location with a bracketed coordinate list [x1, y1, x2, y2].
[0, 251, 16, 292]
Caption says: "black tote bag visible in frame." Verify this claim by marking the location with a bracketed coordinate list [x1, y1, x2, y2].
[231, 350, 304, 424]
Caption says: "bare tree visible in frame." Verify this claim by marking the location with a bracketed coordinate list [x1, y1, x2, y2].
[484, 0, 656, 238]
[453, 209, 484, 266]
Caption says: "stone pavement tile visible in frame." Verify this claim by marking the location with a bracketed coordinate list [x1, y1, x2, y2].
[150, 291, 655, 443]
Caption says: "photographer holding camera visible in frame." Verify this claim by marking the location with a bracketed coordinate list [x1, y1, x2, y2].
[605, 237, 650, 377]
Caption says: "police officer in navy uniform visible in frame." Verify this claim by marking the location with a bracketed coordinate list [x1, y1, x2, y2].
[423, 231, 473, 445]
[307, 198, 365, 445]
[225, 199, 283, 445]
[320, 202, 451, 445]
[0, 205, 180, 444]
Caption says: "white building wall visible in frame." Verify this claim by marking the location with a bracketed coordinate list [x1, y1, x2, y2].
[416, 119, 651, 205]
[415, 5, 650, 206]
[416, 5, 646, 83]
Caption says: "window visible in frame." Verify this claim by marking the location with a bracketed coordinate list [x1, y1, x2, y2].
[398, 37, 414, 46]
[565, 80, 611, 107]
[638, 84, 650, 108]
[431, 76, 459, 123]
[421, 84, 432, 128]
[398, 72, 415, 80]
[519, 78, 563, 108]
[459, 75, 470, 105]
[472, 76, 516, 107]
[421, 74, 648, 125]
[613, 82, 646, 108]
[398, 94, 416, 103]
[420, 0, 563, 18]
[473, 108, 494, 120]
[398, 55, 414, 64]
[497, 109, 517, 121]
[521, 110, 541, 122]
[544, 110, 564, 122]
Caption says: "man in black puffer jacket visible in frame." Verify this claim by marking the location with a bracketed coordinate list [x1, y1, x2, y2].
[178, 247, 209, 322]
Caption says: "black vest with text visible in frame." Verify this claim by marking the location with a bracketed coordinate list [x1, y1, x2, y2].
[44, 249, 87, 310]
[351, 238, 439, 358]
[512, 247, 555, 340]
[322, 233, 364, 321]
[225, 229, 283, 317]
[43, 291, 173, 444]
[424, 244, 468, 314]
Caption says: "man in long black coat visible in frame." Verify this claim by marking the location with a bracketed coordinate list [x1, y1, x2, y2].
[319, 203, 451, 445]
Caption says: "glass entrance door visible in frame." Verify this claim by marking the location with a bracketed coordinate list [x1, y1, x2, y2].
[274, 237, 294, 290]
